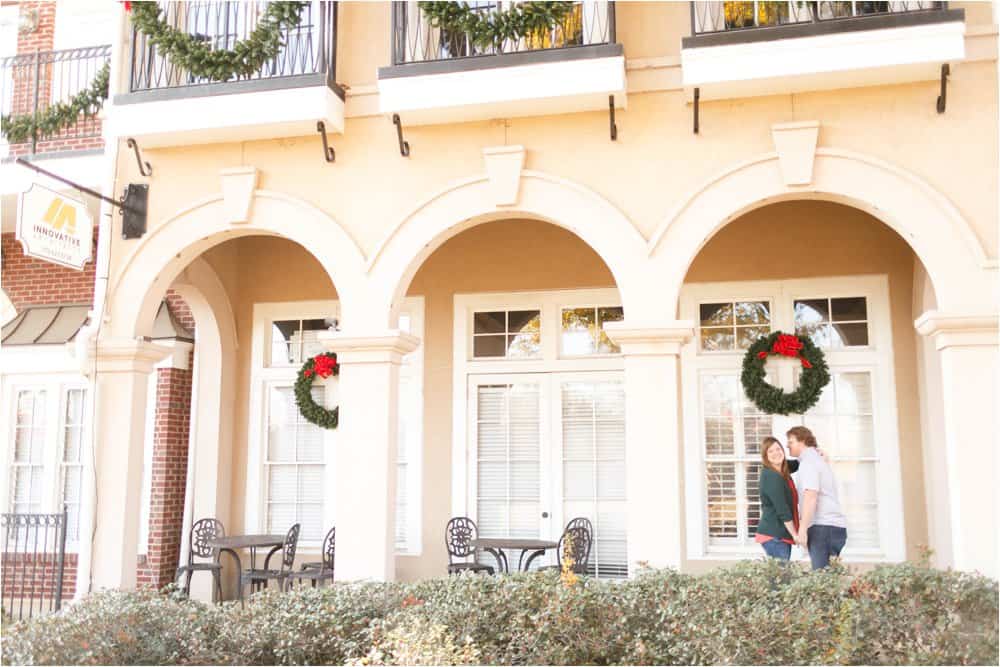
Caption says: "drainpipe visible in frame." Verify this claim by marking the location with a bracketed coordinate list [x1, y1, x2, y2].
[73, 2, 128, 599]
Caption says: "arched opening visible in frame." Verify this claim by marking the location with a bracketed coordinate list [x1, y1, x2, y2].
[677, 200, 947, 569]
[395, 217, 628, 582]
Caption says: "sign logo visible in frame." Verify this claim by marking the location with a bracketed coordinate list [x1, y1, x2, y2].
[17, 183, 93, 271]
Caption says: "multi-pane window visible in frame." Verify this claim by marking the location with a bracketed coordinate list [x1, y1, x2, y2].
[270, 318, 337, 366]
[794, 296, 869, 348]
[700, 375, 772, 545]
[472, 310, 541, 359]
[560, 306, 624, 356]
[699, 301, 771, 351]
[475, 383, 542, 539]
[561, 380, 627, 578]
[265, 386, 325, 542]
[59, 389, 86, 540]
[10, 390, 46, 515]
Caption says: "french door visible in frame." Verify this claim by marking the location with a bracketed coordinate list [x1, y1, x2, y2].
[467, 371, 627, 577]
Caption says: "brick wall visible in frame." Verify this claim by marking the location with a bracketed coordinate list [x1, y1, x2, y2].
[1, 552, 78, 606]
[1, 232, 97, 310]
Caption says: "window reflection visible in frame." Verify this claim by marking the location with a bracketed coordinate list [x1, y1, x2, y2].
[699, 301, 771, 352]
[795, 297, 869, 348]
[473, 309, 542, 359]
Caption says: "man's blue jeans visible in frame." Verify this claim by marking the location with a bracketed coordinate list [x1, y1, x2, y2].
[807, 524, 847, 570]
[761, 539, 791, 560]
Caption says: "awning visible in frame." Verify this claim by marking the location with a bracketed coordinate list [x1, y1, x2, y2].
[1, 300, 192, 346]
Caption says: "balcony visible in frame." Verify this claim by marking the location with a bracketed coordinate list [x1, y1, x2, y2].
[681, 1, 965, 100]
[112, 1, 343, 148]
[377, 1, 625, 125]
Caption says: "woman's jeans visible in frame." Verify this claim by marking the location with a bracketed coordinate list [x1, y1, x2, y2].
[760, 539, 791, 560]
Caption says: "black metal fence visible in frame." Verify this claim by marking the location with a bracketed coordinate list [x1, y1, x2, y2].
[0, 45, 111, 154]
[691, 1, 947, 35]
[391, 1, 616, 65]
[1, 508, 69, 621]
[128, 1, 338, 92]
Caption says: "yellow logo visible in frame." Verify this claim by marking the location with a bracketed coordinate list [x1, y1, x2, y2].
[42, 197, 77, 235]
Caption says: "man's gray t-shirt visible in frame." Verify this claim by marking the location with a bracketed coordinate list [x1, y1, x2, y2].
[795, 447, 847, 528]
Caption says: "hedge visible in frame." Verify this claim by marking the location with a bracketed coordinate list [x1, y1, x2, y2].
[2, 560, 997, 665]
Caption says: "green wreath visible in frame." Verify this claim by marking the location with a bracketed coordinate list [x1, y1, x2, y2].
[129, 1, 308, 82]
[1, 62, 109, 144]
[418, 1, 576, 53]
[295, 352, 339, 429]
[741, 332, 830, 415]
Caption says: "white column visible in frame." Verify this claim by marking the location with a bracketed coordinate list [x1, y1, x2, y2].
[319, 329, 420, 581]
[915, 311, 999, 578]
[87, 338, 170, 590]
[604, 321, 694, 573]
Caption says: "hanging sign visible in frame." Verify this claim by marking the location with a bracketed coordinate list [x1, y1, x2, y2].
[16, 183, 93, 270]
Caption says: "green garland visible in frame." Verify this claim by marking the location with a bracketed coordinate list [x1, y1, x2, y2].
[295, 352, 339, 430]
[1, 63, 109, 144]
[741, 331, 830, 415]
[419, 1, 576, 53]
[129, 1, 308, 82]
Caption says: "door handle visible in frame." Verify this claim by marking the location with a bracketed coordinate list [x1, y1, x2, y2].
[541, 511, 549, 518]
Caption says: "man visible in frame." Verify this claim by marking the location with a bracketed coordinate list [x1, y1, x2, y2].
[786, 426, 847, 569]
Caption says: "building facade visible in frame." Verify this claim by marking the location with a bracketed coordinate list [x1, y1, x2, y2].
[1, 1, 997, 599]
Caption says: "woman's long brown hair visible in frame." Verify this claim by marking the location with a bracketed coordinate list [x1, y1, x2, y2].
[761, 437, 791, 480]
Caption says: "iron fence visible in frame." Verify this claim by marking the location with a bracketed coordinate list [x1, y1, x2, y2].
[691, 1, 947, 35]
[0, 45, 111, 154]
[391, 1, 616, 65]
[129, 1, 338, 92]
[1, 508, 69, 621]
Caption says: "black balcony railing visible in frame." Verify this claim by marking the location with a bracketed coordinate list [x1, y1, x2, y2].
[1, 508, 69, 621]
[128, 1, 338, 93]
[691, 1, 947, 35]
[391, 1, 616, 66]
[0, 45, 111, 155]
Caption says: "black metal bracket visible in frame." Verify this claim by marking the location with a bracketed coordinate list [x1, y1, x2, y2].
[609, 95, 618, 141]
[936, 63, 949, 114]
[126, 137, 152, 177]
[392, 113, 410, 157]
[120, 184, 149, 239]
[693, 87, 700, 134]
[316, 121, 335, 163]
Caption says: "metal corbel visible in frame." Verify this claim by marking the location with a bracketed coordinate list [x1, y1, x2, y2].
[693, 88, 700, 134]
[392, 113, 410, 157]
[126, 137, 152, 177]
[936, 63, 949, 114]
[316, 121, 335, 163]
[608, 95, 618, 141]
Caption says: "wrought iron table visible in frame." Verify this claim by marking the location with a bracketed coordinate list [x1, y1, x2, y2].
[207, 534, 284, 603]
[470, 537, 559, 574]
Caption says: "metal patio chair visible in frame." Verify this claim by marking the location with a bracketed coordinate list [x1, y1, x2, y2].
[445, 516, 494, 575]
[544, 523, 593, 575]
[288, 525, 335, 588]
[241, 523, 300, 593]
[175, 518, 225, 603]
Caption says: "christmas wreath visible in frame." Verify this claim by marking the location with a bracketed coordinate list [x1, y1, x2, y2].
[418, 1, 576, 53]
[741, 332, 830, 415]
[1, 63, 109, 144]
[128, 1, 308, 82]
[295, 352, 339, 429]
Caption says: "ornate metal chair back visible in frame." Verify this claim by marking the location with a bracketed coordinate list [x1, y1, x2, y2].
[566, 516, 594, 539]
[321, 526, 336, 573]
[281, 523, 301, 573]
[189, 518, 225, 563]
[557, 525, 592, 574]
[445, 516, 478, 562]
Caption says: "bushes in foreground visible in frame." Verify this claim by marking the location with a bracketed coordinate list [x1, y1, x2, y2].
[2, 559, 997, 665]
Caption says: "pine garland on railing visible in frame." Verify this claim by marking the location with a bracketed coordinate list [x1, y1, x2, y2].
[1, 62, 110, 144]
[128, 1, 309, 82]
[418, 1, 576, 53]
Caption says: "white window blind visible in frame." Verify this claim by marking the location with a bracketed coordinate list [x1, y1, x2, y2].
[265, 385, 325, 542]
[396, 376, 413, 551]
[10, 389, 46, 515]
[475, 383, 541, 539]
[561, 380, 627, 578]
[59, 388, 86, 541]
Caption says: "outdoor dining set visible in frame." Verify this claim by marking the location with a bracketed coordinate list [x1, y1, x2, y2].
[445, 516, 594, 576]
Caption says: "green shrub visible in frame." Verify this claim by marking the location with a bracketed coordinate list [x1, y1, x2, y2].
[2, 561, 996, 666]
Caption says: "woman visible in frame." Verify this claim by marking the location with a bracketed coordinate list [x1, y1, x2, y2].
[755, 436, 800, 560]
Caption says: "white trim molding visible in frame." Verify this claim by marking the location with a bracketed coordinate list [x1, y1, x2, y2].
[914, 311, 1000, 350]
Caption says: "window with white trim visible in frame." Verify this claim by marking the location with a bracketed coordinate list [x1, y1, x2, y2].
[560, 306, 624, 356]
[681, 277, 904, 561]
[10, 389, 47, 515]
[472, 310, 541, 359]
[59, 388, 86, 541]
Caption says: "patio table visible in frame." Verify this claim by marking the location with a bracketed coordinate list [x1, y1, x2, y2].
[207, 534, 284, 603]
[470, 537, 558, 574]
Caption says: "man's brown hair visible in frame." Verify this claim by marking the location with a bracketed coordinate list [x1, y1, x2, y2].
[786, 425, 818, 448]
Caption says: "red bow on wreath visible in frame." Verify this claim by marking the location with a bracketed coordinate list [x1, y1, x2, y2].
[757, 334, 812, 368]
[313, 354, 339, 378]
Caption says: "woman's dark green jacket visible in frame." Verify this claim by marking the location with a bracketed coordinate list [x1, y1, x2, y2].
[756, 460, 799, 541]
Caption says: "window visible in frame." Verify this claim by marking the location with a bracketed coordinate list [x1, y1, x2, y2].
[561, 306, 624, 356]
[794, 296, 869, 348]
[269, 318, 337, 366]
[472, 310, 541, 359]
[10, 390, 47, 515]
[59, 389, 86, 541]
[699, 301, 771, 351]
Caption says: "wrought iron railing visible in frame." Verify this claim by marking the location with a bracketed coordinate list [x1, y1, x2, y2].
[0, 45, 111, 155]
[391, 1, 616, 65]
[691, 1, 947, 35]
[1, 508, 68, 621]
[128, 1, 338, 92]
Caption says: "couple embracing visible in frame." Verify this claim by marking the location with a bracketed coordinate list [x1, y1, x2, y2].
[755, 426, 848, 570]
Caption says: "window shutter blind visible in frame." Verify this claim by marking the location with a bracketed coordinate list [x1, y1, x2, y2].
[266, 385, 325, 541]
